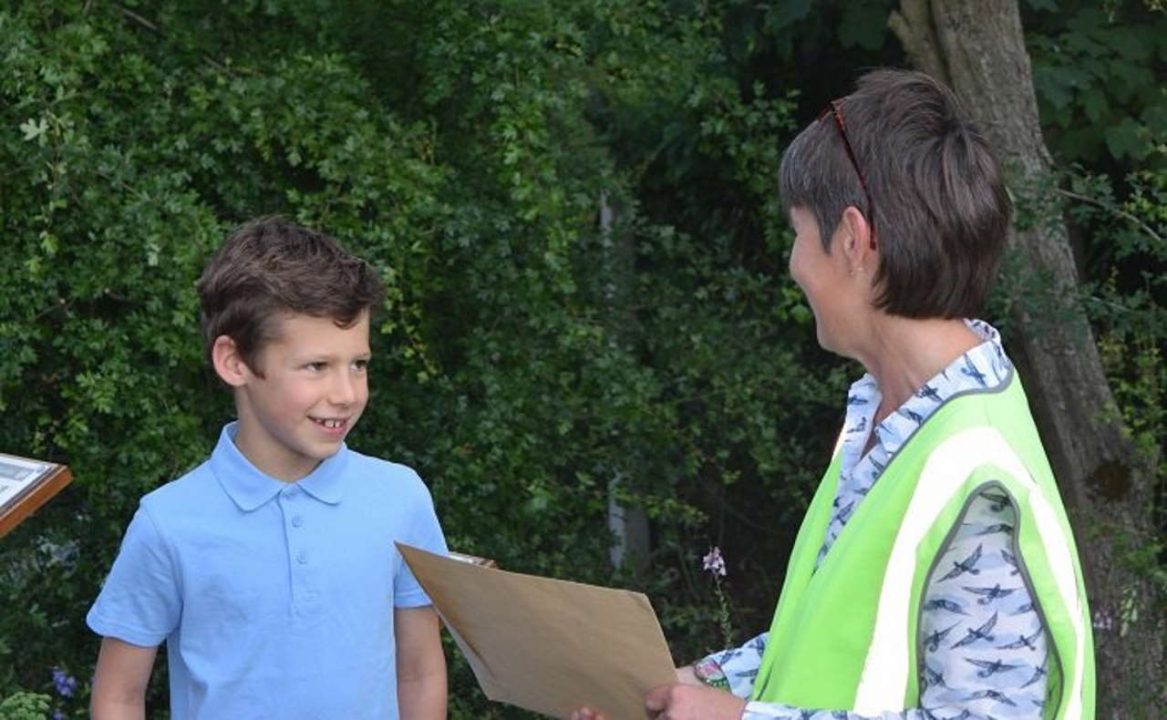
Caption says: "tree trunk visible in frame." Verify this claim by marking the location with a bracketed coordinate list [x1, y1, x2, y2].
[890, 1, 1164, 715]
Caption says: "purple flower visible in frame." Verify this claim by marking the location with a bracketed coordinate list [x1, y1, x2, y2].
[51, 666, 78, 698]
[702, 546, 727, 577]
[52, 711, 66, 720]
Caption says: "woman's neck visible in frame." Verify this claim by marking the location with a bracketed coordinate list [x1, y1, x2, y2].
[855, 316, 982, 424]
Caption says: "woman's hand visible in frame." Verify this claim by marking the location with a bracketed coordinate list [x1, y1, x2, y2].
[644, 682, 747, 720]
[674, 665, 702, 686]
[569, 667, 742, 720]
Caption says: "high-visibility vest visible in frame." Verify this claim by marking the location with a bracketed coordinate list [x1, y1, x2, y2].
[752, 372, 1095, 718]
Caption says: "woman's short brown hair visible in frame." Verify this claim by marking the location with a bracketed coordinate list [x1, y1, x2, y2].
[779, 69, 1012, 319]
[196, 217, 385, 374]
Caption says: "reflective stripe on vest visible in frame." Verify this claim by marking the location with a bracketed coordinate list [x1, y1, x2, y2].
[752, 376, 1093, 715]
[852, 426, 1087, 718]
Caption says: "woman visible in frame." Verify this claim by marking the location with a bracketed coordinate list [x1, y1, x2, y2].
[577, 69, 1094, 720]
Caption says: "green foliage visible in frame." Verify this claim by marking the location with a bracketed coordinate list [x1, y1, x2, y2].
[1074, 166, 1167, 530]
[0, 692, 50, 720]
[0, 2, 819, 715]
[1027, 0, 1167, 164]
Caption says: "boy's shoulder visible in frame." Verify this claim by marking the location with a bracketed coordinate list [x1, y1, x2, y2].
[138, 457, 218, 513]
[340, 449, 433, 500]
[343, 448, 416, 474]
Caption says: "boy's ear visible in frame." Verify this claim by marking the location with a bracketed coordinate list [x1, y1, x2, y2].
[211, 335, 250, 387]
[838, 205, 875, 271]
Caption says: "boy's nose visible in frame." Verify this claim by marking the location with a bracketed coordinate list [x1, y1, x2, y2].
[330, 371, 361, 405]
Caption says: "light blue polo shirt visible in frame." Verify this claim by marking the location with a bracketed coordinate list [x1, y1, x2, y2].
[87, 423, 448, 720]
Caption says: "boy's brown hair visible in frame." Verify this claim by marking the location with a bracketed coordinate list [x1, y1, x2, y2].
[196, 217, 385, 375]
[779, 69, 1012, 319]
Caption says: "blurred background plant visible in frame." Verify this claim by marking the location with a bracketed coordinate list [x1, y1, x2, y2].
[0, 693, 49, 720]
[702, 547, 735, 649]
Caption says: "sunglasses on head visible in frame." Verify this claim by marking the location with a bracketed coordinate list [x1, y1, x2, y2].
[819, 99, 877, 250]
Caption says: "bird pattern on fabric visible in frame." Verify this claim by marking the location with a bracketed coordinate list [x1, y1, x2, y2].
[697, 320, 1051, 720]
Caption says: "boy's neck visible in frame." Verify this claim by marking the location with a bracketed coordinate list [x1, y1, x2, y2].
[231, 422, 325, 483]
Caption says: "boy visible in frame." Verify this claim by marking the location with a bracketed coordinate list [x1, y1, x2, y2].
[88, 217, 448, 720]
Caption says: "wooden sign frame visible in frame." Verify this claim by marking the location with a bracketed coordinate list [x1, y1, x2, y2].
[0, 453, 73, 538]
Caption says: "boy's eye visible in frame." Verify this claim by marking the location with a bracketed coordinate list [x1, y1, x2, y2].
[353, 359, 370, 371]
[306, 361, 328, 372]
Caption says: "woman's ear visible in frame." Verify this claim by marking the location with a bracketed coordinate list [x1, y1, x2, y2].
[838, 205, 875, 273]
[211, 335, 249, 388]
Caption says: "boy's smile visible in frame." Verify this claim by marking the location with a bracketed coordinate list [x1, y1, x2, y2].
[224, 311, 372, 482]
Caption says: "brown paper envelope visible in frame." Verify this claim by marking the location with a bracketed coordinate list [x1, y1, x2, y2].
[398, 543, 677, 719]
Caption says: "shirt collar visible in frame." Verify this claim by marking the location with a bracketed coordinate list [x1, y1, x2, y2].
[210, 422, 349, 512]
[842, 318, 1009, 458]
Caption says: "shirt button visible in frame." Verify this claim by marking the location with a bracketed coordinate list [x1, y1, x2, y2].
[291, 516, 304, 528]
[297, 550, 309, 564]
[284, 487, 300, 498]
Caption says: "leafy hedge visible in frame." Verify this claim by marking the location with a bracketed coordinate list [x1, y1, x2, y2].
[0, 4, 831, 716]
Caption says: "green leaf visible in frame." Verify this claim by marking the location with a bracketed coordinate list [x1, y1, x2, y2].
[1104, 117, 1149, 160]
[763, 0, 813, 32]
[838, 1, 892, 51]
[18, 117, 47, 142]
